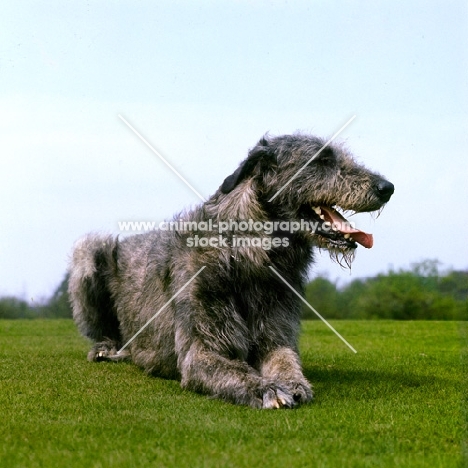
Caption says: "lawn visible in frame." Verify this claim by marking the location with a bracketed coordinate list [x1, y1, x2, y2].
[0, 320, 465, 468]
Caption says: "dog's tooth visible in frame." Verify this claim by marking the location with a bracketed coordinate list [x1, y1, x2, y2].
[278, 397, 287, 406]
[313, 206, 322, 215]
[320, 215, 325, 220]
[344, 234, 351, 239]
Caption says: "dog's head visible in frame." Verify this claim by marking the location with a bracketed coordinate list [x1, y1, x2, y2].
[220, 134, 394, 262]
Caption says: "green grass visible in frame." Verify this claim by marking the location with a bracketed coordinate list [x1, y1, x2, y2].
[0, 320, 465, 468]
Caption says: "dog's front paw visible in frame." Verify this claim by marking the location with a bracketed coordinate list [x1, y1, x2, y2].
[261, 380, 313, 409]
[262, 384, 295, 409]
[287, 381, 313, 404]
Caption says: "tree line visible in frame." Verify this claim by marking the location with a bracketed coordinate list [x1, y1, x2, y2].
[304, 260, 467, 320]
[0, 259, 467, 320]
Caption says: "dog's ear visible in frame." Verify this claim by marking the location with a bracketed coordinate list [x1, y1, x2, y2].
[220, 137, 275, 194]
[312, 146, 336, 164]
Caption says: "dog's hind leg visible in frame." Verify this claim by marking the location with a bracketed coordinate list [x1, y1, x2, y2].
[87, 338, 130, 362]
[68, 234, 123, 355]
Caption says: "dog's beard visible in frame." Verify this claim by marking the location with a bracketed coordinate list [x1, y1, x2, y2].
[313, 234, 357, 269]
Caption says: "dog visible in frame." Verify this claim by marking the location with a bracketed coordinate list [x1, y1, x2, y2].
[69, 133, 394, 408]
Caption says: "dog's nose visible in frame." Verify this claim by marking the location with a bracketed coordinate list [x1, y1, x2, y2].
[376, 180, 394, 202]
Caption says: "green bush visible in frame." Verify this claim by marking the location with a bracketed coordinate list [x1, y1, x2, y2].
[303, 260, 468, 320]
[0, 297, 33, 319]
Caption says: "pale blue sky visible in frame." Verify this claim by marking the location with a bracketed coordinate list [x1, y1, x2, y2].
[1, 1, 467, 301]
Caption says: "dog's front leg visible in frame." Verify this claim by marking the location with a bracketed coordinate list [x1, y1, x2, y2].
[178, 341, 296, 409]
[178, 340, 263, 408]
[260, 347, 313, 406]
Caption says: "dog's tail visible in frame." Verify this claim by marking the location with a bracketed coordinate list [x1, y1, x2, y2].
[68, 233, 122, 344]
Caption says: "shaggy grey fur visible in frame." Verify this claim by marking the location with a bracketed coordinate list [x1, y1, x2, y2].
[69, 133, 394, 409]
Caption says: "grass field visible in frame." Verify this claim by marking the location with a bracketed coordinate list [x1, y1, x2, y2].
[0, 319, 465, 468]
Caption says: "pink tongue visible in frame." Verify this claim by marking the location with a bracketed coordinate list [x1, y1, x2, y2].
[319, 206, 374, 249]
[348, 231, 374, 249]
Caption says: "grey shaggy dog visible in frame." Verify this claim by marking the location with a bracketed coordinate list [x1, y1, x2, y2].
[69, 134, 394, 409]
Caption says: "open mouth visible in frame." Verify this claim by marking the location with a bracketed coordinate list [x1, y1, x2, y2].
[311, 205, 374, 249]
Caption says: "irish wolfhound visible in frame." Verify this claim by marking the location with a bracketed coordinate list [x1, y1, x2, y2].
[69, 133, 394, 409]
